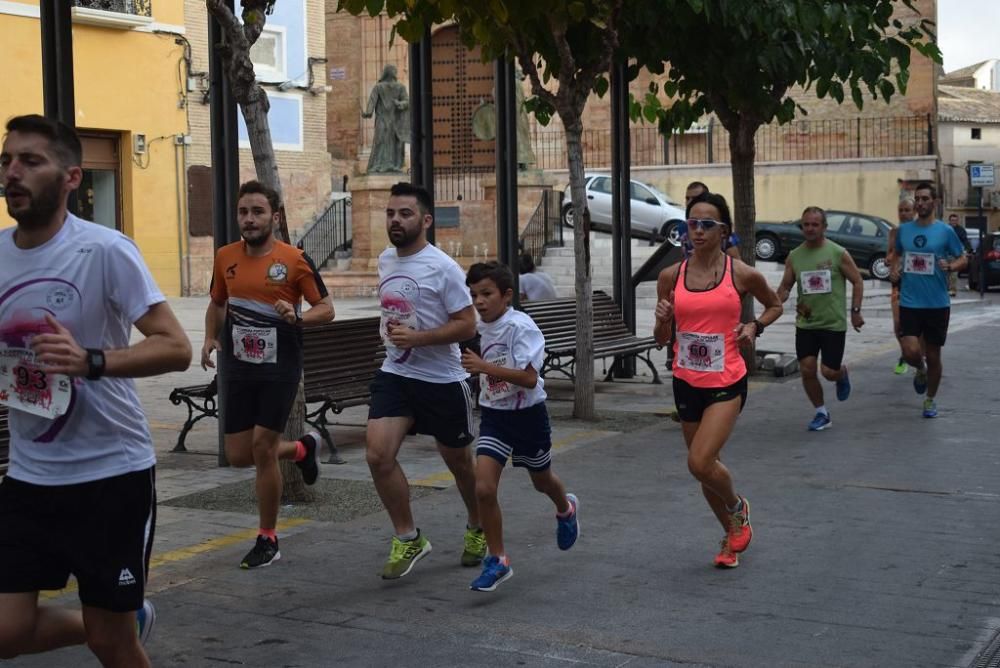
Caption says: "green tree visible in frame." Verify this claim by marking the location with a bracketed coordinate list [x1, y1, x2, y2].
[338, 0, 628, 419]
[626, 0, 940, 264]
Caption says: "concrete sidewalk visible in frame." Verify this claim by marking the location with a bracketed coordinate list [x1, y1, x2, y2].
[10, 292, 1000, 667]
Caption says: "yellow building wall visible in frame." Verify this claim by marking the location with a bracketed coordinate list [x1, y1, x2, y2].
[0, 2, 187, 296]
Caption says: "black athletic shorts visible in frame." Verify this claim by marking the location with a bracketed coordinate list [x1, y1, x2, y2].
[672, 374, 748, 423]
[899, 306, 950, 347]
[224, 377, 299, 434]
[0, 468, 156, 612]
[795, 328, 847, 370]
[368, 370, 475, 448]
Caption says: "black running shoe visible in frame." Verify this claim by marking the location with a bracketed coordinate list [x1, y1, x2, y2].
[240, 535, 280, 569]
[295, 431, 321, 485]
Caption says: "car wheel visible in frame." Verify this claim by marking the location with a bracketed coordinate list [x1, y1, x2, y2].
[755, 234, 780, 261]
[868, 253, 890, 280]
[562, 205, 575, 228]
[661, 220, 684, 247]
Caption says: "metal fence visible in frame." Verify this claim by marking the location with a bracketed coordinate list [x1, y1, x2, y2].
[433, 166, 494, 202]
[519, 190, 564, 267]
[532, 115, 933, 170]
[74, 0, 152, 16]
[296, 197, 351, 270]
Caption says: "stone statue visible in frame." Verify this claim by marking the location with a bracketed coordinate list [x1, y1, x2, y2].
[362, 65, 410, 173]
[515, 68, 536, 170]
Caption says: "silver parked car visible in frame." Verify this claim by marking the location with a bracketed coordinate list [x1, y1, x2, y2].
[562, 175, 687, 243]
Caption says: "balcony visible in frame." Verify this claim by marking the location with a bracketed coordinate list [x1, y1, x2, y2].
[71, 1, 153, 30]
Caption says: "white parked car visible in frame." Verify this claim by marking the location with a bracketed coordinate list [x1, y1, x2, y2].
[562, 175, 687, 244]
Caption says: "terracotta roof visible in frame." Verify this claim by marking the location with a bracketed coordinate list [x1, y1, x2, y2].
[938, 85, 1000, 124]
[942, 60, 992, 81]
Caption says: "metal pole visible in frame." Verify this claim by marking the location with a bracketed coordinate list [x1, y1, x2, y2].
[494, 57, 519, 304]
[409, 40, 424, 188]
[39, 0, 77, 212]
[611, 62, 635, 377]
[207, 1, 240, 466]
[979, 186, 986, 299]
[408, 30, 436, 243]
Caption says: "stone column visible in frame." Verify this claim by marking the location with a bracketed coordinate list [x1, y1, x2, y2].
[349, 173, 402, 272]
[481, 170, 558, 235]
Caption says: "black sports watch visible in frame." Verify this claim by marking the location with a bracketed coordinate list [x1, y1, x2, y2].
[752, 319, 766, 337]
[85, 348, 106, 380]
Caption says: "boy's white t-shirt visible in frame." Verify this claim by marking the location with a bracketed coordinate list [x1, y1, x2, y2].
[0, 214, 163, 485]
[377, 243, 472, 383]
[476, 307, 546, 410]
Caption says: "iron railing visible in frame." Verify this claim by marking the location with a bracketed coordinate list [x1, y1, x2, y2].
[519, 190, 564, 267]
[74, 0, 153, 16]
[433, 166, 494, 202]
[532, 115, 934, 170]
[296, 196, 351, 270]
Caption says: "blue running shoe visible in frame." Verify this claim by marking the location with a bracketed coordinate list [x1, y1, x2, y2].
[835, 366, 851, 401]
[557, 493, 580, 550]
[913, 367, 928, 395]
[136, 599, 156, 645]
[470, 555, 513, 592]
[922, 398, 938, 418]
[807, 412, 832, 431]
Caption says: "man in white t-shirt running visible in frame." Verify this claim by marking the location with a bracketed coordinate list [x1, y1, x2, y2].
[0, 115, 191, 667]
[368, 182, 482, 579]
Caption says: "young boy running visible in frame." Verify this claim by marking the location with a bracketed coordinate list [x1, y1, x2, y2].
[461, 262, 579, 592]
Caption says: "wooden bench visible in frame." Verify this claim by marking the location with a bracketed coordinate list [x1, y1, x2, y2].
[521, 291, 662, 384]
[0, 406, 8, 477]
[169, 316, 385, 463]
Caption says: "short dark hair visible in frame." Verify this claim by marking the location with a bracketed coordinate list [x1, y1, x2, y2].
[914, 181, 937, 199]
[686, 181, 709, 193]
[390, 182, 433, 216]
[4, 114, 82, 168]
[518, 252, 536, 274]
[466, 261, 515, 294]
[237, 180, 281, 213]
[686, 191, 733, 228]
[947, 213, 959, 220]
[801, 206, 827, 225]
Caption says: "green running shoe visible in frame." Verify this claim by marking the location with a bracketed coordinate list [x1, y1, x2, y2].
[380, 532, 432, 579]
[461, 526, 486, 567]
[894, 358, 908, 375]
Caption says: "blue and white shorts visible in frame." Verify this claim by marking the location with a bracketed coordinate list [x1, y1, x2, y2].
[476, 403, 552, 471]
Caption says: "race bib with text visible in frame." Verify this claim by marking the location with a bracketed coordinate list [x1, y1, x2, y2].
[800, 269, 832, 294]
[904, 252, 936, 275]
[0, 348, 72, 418]
[232, 325, 277, 364]
[676, 331, 725, 373]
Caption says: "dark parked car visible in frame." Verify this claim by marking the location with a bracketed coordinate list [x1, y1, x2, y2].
[968, 231, 1000, 290]
[754, 210, 895, 280]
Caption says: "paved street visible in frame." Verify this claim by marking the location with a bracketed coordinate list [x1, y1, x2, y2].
[7, 291, 1000, 667]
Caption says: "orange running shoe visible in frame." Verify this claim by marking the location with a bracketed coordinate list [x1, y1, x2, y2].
[728, 496, 752, 553]
[713, 537, 739, 568]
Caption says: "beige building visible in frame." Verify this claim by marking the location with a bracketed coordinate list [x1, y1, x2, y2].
[183, 0, 338, 295]
[941, 59, 1000, 92]
[938, 85, 1000, 233]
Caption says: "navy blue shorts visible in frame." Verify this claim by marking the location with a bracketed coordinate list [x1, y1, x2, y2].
[368, 370, 475, 448]
[476, 403, 553, 471]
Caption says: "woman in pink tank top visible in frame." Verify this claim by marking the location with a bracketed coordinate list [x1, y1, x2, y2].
[653, 193, 782, 569]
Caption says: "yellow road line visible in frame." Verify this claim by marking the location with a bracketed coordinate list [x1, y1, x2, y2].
[411, 428, 612, 488]
[40, 517, 311, 600]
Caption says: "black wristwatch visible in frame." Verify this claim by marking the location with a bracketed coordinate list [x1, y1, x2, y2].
[85, 348, 106, 380]
[753, 319, 766, 337]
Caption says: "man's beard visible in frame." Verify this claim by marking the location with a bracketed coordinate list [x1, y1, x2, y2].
[5, 177, 63, 229]
[388, 225, 420, 248]
[242, 227, 273, 247]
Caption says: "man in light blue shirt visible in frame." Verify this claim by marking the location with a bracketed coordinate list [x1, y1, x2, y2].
[890, 182, 966, 418]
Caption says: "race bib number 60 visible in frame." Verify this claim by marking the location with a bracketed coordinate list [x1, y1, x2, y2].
[676, 331, 725, 373]
[0, 349, 72, 418]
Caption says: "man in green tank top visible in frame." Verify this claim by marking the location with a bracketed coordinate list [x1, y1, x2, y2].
[777, 206, 866, 431]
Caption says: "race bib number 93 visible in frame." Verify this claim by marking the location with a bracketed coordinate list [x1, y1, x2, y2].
[0, 349, 72, 418]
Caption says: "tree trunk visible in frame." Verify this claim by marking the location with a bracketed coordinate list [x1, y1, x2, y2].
[728, 116, 761, 374]
[563, 117, 595, 419]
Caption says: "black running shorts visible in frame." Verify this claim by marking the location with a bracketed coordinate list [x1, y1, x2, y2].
[672, 374, 748, 423]
[0, 468, 156, 612]
[795, 328, 847, 370]
[223, 377, 299, 434]
[899, 306, 950, 347]
[368, 370, 475, 448]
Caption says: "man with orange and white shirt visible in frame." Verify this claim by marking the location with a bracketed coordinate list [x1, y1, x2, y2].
[202, 180, 334, 569]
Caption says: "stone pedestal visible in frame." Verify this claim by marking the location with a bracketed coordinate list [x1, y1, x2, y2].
[481, 169, 559, 235]
[349, 173, 403, 272]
